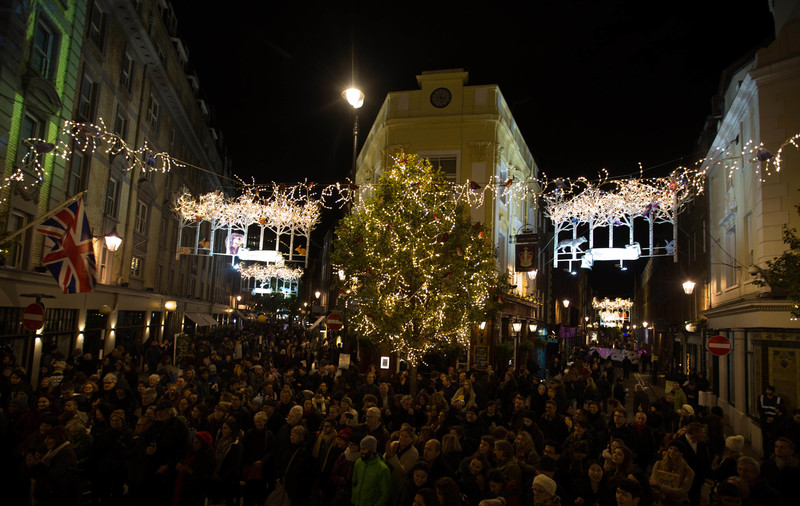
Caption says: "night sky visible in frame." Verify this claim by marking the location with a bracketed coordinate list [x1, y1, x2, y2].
[171, 0, 775, 185]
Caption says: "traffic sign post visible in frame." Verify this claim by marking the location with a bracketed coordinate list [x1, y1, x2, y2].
[327, 312, 343, 331]
[707, 335, 732, 357]
[23, 303, 45, 332]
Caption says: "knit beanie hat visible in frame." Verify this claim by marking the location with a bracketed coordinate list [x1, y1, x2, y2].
[360, 435, 377, 453]
[195, 430, 213, 447]
[726, 435, 745, 453]
[681, 404, 695, 415]
[533, 474, 557, 496]
[337, 428, 353, 442]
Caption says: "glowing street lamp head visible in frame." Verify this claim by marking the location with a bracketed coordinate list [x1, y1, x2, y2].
[562, 299, 570, 308]
[512, 320, 522, 333]
[104, 226, 122, 252]
[529, 323, 538, 332]
[343, 87, 365, 109]
[682, 280, 696, 295]
[315, 291, 321, 299]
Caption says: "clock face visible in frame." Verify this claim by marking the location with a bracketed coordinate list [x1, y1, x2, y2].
[430, 87, 452, 108]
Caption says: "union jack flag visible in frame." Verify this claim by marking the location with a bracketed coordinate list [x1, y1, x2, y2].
[38, 197, 97, 293]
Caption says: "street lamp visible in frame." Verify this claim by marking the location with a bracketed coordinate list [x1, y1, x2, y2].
[528, 322, 538, 333]
[315, 291, 321, 299]
[682, 280, 696, 295]
[643, 321, 648, 328]
[104, 226, 122, 252]
[342, 87, 364, 179]
[512, 320, 522, 334]
[562, 299, 570, 308]
[479, 321, 487, 331]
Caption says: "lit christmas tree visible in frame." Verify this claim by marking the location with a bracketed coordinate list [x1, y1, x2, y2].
[331, 153, 507, 365]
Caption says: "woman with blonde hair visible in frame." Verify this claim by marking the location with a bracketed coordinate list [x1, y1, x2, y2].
[649, 441, 694, 506]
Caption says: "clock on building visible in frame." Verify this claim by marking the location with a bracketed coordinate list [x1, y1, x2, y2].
[430, 87, 452, 108]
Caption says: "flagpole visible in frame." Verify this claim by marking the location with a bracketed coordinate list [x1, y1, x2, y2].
[0, 190, 87, 246]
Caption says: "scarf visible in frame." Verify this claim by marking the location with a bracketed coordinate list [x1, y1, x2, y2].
[313, 431, 336, 458]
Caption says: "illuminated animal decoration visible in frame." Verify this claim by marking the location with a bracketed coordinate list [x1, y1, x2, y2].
[225, 233, 245, 255]
[665, 240, 675, 255]
[556, 236, 587, 254]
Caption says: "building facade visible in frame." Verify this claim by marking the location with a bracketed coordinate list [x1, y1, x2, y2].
[702, 2, 800, 454]
[355, 69, 544, 370]
[0, 0, 236, 380]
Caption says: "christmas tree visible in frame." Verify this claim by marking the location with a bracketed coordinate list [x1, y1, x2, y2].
[331, 153, 507, 365]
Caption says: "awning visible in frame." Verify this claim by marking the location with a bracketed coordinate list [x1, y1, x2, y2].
[185, 313, 219, 326]
[309, 315, 326, 330]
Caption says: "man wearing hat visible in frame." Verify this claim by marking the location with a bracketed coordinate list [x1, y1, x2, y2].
[352, 435, 391, 506]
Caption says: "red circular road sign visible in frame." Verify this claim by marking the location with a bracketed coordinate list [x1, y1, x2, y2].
[707, 335, 732, 357]
[23, 303, 45, 331]
[327, 312, 343, 331]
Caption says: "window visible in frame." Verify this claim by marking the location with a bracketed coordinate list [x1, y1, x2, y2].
[135, 200, 148, 235]
[120, 51, 134, 92]
[68, 149, 88, 196]
[7, 212, 27, 269]
[114, 106, 128, 141]
[106, 177, 120, 218]
[98, 245, 109, 283]
[32, 17, 58, 79]
[724, 227, 737, 289]
[77, 73, 98, 121]
[87, 2, 106, 49]
[147, 95, 160, 128]
[427, 155, 458, 183]
[130, 256, 142, 278]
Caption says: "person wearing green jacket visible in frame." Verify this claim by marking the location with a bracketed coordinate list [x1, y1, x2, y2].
[352, 435, 392, 506]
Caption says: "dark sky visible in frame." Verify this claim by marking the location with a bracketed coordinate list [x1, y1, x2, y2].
[171, 0, 775, 185]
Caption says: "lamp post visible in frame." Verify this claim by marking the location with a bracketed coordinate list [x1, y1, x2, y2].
[342, 87, 364, 180]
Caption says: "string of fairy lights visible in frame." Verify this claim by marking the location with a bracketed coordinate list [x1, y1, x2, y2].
[11, 119, 800, 211]
[7, 118, 800, 289]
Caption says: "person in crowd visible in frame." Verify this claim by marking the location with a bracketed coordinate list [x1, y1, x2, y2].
[572, 460, 612, 506]
[25, 426, 78, 506]
[615, 478, 644, 506]
[173, 431, 216, 506]
[711, 435, 744, 483]
[531, 473, 561, 506]
[759, 385, 786, 459]
[759, 436, 800, 502]
[352, 435, 392, 506]
[735, 456, 783, 506]
[675, 422, 710, 506]
[649, 441, 694, 506]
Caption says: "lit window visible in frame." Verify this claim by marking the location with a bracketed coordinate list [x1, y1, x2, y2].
[130, 256, 142, 277]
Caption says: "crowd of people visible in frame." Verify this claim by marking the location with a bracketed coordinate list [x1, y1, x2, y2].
[1, 321, 798, 506]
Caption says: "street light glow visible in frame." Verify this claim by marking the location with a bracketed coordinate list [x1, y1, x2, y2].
[682, 280, 696, 294]
[343, 87, 365, 108]
[562, 299, 570, 308]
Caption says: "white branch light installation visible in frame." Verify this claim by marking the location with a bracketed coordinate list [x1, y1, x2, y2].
[592, 297, 633, 327]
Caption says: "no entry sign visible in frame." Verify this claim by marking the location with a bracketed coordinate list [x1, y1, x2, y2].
[707, 335, 732, 357]
[23, 303, 45, 331]
[327, 312, 343, 331]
